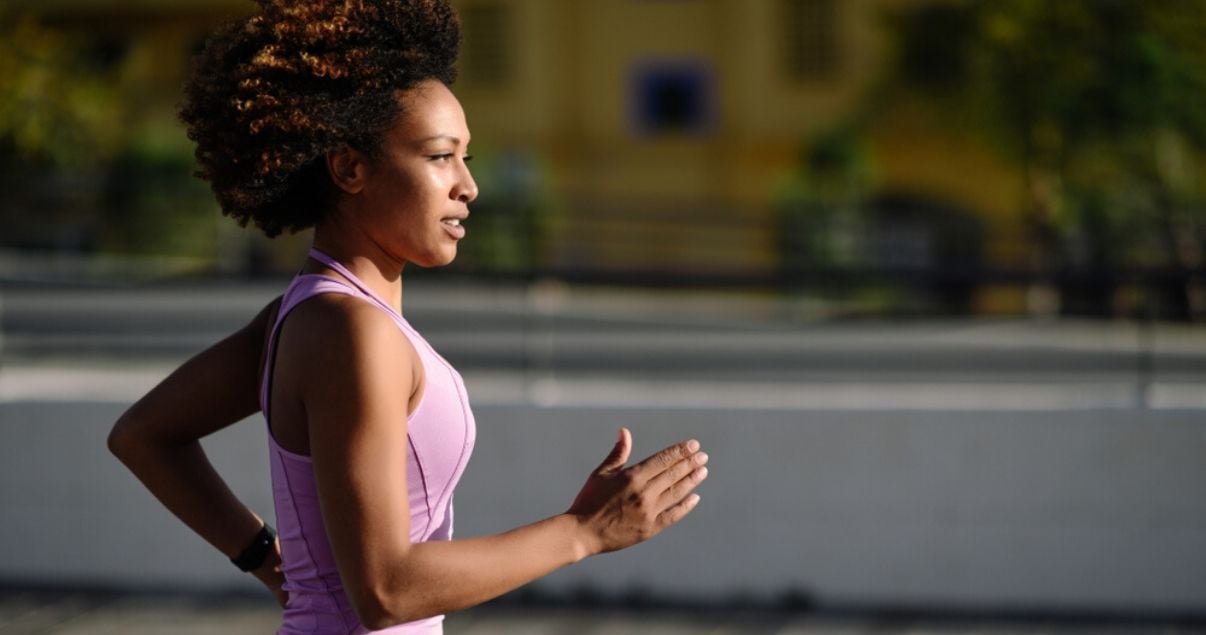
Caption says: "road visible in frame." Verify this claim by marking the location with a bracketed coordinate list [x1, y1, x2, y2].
[3, 588, 1203, 635]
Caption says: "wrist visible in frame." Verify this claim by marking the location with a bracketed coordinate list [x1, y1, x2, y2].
[250, 545, 282, 575]
[231, 523, 277, 572]
[562, 513, 599, 563]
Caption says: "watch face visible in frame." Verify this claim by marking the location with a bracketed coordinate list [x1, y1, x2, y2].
[233, 525, 276, 571]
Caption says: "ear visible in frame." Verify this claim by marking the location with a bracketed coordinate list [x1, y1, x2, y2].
[325, 144, 370, 195]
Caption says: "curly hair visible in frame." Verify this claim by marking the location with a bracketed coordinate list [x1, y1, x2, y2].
[179, 0, 460, 237]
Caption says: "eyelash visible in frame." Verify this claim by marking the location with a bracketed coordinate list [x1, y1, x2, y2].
[430, 154, 473, 163]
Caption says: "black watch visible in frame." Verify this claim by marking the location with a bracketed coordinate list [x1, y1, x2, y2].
[231, 523, 277, 572]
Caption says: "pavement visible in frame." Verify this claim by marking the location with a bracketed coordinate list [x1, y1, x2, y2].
[2, 589, 1204, 635]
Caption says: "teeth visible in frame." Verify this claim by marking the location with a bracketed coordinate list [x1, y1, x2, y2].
[443, 219, 461, 227]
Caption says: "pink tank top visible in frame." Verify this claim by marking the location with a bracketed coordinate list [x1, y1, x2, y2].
[260, 248, 476, 635]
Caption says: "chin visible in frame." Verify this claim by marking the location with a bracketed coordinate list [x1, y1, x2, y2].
[418, 248, 458, 268]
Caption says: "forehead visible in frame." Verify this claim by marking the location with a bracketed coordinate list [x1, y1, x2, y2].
[389, 81, 470, 144]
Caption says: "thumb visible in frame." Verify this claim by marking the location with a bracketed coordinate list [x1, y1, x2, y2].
[595, 427, 632, 475]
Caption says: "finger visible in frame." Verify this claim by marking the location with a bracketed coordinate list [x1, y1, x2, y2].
[594, 427, 632, 475]
[657, 461, 708, 508]
[644, 449, 708, 498]
[656, 493, 701, 529]
[628, 438, 700, 485]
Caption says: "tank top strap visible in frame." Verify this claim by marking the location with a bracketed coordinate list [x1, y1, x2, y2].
[260, 248, 426, 416]
[306, 248, 437, 352]
[307, 248, 403, 322]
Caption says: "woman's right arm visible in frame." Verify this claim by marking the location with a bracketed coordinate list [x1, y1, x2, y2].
[108, 297, 287, 605]
[289, 296, 709, 630]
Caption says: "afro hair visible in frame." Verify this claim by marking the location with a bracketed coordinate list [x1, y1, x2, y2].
[179, 0, 460, 237]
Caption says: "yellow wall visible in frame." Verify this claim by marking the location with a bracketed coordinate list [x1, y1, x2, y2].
[456, 0, 885, 205]
[453, 0, 1028, 276]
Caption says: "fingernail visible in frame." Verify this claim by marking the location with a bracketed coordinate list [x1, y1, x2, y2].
[696, 466, 708, 479]
[694, 452, 709, 465]
[689, 493, 701, 504]
[687, 439, 700, 453]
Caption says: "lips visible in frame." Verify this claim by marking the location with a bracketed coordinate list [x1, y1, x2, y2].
[441, 216, 466, 239]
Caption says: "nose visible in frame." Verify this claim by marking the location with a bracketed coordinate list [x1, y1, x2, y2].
[455, 163, 478, 204]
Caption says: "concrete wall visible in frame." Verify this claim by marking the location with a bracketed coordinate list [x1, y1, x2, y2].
[2, 401, 1204, 613]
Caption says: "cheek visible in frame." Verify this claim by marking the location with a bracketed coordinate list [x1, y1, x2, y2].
[381, 166, 444, 206]
[367, 174, 420, 216]
[417, 169, 451, 200]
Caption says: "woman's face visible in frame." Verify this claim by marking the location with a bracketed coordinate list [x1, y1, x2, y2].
[355, 80, 478, 268]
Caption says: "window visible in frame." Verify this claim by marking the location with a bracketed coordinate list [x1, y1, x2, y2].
[782, 0, 841, 82]
[460, 1, 512, 89]
[630, 61, 714, 136]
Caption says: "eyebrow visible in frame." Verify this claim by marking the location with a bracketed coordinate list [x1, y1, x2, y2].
[418, 134, 465, 145]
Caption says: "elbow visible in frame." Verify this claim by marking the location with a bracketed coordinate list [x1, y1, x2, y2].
[357, 606, 405, 632]
[352, 582, 435, 630]
[354, 597, 411, 631]
[107, 417, 133, 462]
[107, 412, 146, 466]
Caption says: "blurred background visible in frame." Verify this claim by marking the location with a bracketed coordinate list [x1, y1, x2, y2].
[1, 0, 1205, 633]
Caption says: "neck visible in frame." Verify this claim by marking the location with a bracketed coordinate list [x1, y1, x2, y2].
[310, 220, 405, 314]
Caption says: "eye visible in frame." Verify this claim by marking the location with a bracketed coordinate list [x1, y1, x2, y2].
[427, 153, 472, 165]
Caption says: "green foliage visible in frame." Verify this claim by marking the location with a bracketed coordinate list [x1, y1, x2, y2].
[0, 15, 126, 167]
[888, 0, 1206, 164]
[885, 0, 1206, 317]
[776, 124, 874, 270]
[0, 13, 221, 261]
[98, 123, 220, 257]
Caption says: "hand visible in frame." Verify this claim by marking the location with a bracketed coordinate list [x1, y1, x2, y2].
[567, 427, 708, 556]
[250, 539, 289, 608]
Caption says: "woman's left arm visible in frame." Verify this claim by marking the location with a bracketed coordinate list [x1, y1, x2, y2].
[108, 297, 287, 606]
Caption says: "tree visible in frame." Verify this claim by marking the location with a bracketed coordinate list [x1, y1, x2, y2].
[0, 12, 219, 263]
[883, 0, 1206, 318]
[0, 14, 125, 167]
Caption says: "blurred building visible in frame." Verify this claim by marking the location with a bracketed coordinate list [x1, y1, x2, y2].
[453, 0, 1035, 312]
[8, 0, 1034, 311]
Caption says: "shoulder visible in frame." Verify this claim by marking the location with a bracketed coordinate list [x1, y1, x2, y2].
[279, 293, 416, 389]
[287, 292, 394, 338]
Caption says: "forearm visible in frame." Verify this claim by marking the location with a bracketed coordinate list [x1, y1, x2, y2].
[372, 433, 707, 624]
[113, 437, 266, 558]
[112, 432, 286, 604]
[362, 513, 591, 627]
[108, 297, 280, 557]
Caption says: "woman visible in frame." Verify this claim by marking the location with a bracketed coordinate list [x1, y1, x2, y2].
[107, 1, 709, 633]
